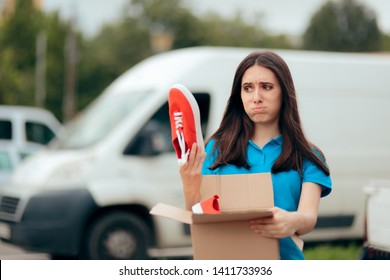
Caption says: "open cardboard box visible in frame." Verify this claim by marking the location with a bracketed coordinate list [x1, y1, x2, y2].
[150, 172, 282, 260]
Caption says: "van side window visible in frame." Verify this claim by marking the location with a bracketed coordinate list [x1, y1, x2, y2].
[0, 120, 12, 140]
[25, 121, 56, 145]
[123, 93, 210, 156]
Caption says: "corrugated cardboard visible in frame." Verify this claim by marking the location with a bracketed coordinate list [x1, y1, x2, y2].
[150, 172, 280, 259]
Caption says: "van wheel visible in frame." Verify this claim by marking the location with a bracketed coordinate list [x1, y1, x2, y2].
[83, 212, 151, 260]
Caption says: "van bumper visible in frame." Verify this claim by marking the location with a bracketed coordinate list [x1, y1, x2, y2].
[0, 188, 98, 257]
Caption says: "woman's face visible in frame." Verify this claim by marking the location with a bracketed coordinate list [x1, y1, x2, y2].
[241, 65, 282, 126]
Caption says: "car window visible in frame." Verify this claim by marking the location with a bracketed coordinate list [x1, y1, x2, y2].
[124, 93, 211, 156]
[25, 121, 56, 145]
[0, 120, 12, 140]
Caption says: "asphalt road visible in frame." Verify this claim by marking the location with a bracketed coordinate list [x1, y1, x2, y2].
[0, 240, 49, 260]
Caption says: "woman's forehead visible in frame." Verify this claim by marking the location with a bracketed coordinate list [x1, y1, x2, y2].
[242, 65, 277, 84]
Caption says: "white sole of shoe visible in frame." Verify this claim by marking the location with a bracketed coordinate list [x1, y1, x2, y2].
[170, 83, 205, 151]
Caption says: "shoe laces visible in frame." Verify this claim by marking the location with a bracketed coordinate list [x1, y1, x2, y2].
[174, 112, 190, 165]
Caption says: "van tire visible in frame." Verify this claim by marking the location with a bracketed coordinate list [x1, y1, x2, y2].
[83, 211, 151, 260]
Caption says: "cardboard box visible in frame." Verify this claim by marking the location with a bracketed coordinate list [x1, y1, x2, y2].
[150, 172, 280, 260]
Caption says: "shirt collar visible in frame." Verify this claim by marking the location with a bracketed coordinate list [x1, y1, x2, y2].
[271, 134, 282, 145]
[248, 135, 282, 148]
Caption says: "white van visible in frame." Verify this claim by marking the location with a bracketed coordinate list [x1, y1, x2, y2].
[0, 47, 389, 259]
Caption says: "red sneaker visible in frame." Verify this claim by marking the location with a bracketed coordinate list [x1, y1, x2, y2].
[168, 84, 204, 165]
[192, 195, 221, 214]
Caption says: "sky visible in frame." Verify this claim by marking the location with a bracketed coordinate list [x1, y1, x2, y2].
[41, 0, 390, 37]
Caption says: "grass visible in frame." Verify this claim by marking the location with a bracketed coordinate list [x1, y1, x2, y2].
[303, 241, 363, 260]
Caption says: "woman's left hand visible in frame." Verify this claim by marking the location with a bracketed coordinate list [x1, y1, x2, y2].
[249, 207, 300, 239]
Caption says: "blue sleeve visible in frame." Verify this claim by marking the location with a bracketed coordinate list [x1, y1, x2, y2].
[302, 158, 332, 197]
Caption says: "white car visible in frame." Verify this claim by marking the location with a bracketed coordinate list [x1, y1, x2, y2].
[0, 105, 63, 156]
[361, 180, 390, 260]
[0, 105, 62, 186]
[0, 141, 20, 187]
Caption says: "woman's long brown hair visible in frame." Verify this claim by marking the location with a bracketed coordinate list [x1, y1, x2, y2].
[207, 51, 330, 176]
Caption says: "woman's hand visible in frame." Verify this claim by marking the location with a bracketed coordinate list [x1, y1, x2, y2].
[249, 182, 322, 238]
[179, 143, 206, 210]
[249, 207, 300, 239]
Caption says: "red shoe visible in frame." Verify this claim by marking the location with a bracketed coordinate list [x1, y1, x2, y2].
[168, 84, 204, 165]
[192, 195, 221, 214]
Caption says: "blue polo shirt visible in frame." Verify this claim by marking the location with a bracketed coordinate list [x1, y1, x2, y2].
[201, 136, 332, 260]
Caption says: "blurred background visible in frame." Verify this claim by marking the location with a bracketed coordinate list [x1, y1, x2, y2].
[1, 0, 389, 123]
[0, 0, 389, 260]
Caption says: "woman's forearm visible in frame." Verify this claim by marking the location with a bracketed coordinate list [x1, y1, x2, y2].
[183, 188, 201, 211]
[291, 211, 318, 236]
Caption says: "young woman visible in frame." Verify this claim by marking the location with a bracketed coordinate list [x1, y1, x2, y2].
[179, 50, 332, 260]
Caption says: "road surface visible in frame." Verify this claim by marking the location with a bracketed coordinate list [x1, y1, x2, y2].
[0, 240, 48, 260]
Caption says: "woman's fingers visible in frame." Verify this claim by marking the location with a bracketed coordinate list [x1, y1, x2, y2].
[187, 143, 206, 170]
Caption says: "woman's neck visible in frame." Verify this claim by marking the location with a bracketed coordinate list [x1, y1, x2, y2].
[252, 124, 280, 149]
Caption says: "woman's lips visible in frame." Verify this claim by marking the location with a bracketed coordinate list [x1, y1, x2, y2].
[253, 107, 266, 113]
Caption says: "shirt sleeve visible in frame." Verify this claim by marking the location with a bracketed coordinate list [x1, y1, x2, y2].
[302, 158, 332, 197]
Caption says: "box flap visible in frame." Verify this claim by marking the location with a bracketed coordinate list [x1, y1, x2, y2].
[150, 203, 192, 224]
[192, 209, 273, 224]
[150, 203, 273, 224]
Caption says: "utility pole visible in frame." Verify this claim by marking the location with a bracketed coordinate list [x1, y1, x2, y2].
[35, 31, 46, 107]
[62, 19, 78, 122]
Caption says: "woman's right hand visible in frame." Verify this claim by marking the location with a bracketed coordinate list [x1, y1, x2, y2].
[179, 143, 206, 210]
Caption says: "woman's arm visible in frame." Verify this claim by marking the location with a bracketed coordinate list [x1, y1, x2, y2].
[179, 143, 206, 210]
[294, 182, 322, 235]
[249, 182, 322, 238]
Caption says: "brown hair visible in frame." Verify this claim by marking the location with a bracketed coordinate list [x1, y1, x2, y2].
[207, 50, 330, 176]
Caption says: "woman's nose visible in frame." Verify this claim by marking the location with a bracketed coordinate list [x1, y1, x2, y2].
[253, 88, 263, 103]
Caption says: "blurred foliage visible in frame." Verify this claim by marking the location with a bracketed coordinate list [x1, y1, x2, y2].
[303, 242, 362, 260]
[0, 0, 71, 121]
[303, 0, 382, 52]
[383, 34, 390, 50]
[42, 13, 70, 120]
[0, 0, 389, 122]
[0, 0, 42, 105]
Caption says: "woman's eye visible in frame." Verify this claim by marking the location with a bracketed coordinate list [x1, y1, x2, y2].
[243, 85, 252, 92]
[263, 84, 272, 90]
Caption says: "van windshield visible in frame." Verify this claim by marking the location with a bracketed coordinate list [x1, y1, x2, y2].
[54, 91, 148, 149]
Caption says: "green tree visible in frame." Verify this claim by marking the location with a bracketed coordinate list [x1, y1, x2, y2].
[77, 0, 294, 111]
[303, 0, 382, 52]
[76, 0, 206, 109]
[130, 0, 204, 49]
[1, 0, 296, 118]
[42, 13, 71, 121]
[198, 12, 292, 49]
[382, 33, 390, 51]
[0, 0, 72, 122]
[77, 15, 150, 111]
[0, 0, 43, 105]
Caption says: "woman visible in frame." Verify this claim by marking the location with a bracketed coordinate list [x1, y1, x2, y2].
[179, 50, 332, 260]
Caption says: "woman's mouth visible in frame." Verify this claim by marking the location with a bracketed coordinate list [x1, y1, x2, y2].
[253, 107, 266, 113]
